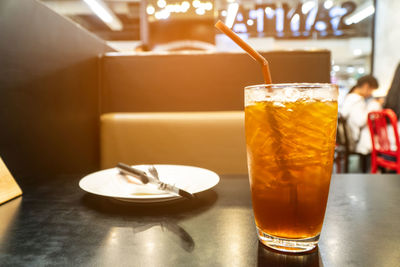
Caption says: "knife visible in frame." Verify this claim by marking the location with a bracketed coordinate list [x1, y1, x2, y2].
[116, 163, 194, 199]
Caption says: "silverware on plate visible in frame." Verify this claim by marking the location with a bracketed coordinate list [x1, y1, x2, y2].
[117, 163, 194, 199]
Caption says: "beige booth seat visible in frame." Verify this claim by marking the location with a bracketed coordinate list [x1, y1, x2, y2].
[100, 112, 248, 175]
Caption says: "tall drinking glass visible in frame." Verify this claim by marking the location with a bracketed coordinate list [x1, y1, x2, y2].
[245, 83, 338, 253]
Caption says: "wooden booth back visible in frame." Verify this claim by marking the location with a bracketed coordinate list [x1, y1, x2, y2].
[100, 50, 331, 113]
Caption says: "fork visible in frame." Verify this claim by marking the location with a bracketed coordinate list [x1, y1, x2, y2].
[148, 165, 160, 181]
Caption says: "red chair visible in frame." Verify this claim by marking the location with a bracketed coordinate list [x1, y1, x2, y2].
[367, 109, 400, 173]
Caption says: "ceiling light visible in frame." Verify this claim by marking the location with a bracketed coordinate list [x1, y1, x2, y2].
[302, 1, 316, 14]
[83, 0, 122, 30]
[345, 5, 374, 25]
[225, 3, 239, 28]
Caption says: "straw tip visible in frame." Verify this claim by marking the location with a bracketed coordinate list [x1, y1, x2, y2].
[215, 20, 224, 29]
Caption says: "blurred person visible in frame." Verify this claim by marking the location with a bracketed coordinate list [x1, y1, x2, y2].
[340, 75, 380, 155]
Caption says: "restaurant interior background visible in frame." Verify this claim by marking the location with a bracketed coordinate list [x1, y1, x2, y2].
[41, 0, 398, 103]
[1, 0, 400, 177]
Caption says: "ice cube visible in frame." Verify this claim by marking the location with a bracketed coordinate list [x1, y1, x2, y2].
[273, 102, 286, 107]
[283, 87, 301, 101]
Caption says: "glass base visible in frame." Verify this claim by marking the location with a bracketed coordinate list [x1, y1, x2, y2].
[257, 227, 319, 253]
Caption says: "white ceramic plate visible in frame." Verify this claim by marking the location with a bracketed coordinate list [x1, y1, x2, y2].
[79, 165, 220, 203]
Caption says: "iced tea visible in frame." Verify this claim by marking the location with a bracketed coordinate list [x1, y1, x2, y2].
[245, 84, 338, 252]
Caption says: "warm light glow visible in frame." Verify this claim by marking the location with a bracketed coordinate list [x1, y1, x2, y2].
[225, 3, 239, 28]
[247, 19, 254, 26]
[233, 23, 247, 33]
[146, 5, 155, 15]
[157, 0, 166, 8]
[158, 2, 190, 14]
[324, 0, 333, 9]
[165, 4, 173, 12]
[161, 9, 170, 19]
[196, 7, 205, 15]
[192, 0, 200, 8]
[249, 10, 257, 20]
[265, 7, 274, 19]
[290, 13, 300, 32]
[236, 12, 243, 22]
[315, 21, 327, 31]
[329, 6, 347, 17]
[204, 2, 213, 11]
[166, 4, 181, 13]
[155, 9, 170, 20]
[155, 11, 161, 19]
[302, 1, 316, 14]
[181, 1, 190, 10]
[345, 5, 375, 25]
[276, 7, 284, 32]
[257, 8, 264, 32]
[177, 4, 184, 12]
[305, 2, 318, 30]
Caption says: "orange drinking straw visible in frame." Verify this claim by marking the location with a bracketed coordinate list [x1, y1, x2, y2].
[215, 20, 272, 84]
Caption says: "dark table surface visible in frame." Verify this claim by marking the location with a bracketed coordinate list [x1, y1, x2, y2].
[0, 174, 399, 267]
